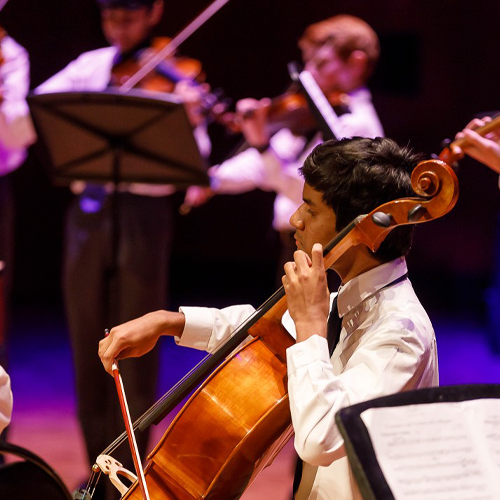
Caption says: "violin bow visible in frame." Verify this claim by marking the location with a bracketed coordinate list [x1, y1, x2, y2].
[107, 330, 151, 500]
[288, 63, 341, 141]
[119, 0, 231, 93]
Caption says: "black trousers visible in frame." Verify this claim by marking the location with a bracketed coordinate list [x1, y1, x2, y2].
[63, 192, 174, 498]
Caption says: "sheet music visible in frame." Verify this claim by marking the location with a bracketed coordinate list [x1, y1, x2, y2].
[360, 399, 500, 500]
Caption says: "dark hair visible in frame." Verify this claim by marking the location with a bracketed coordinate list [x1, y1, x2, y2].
[97, 0, 156, 9]
[300, 137, 423, 262]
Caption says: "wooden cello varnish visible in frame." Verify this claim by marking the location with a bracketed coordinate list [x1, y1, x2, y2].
[124, 298, 294, 499]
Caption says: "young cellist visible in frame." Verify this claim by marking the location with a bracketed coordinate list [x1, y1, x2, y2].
[99, 136, 438, 500]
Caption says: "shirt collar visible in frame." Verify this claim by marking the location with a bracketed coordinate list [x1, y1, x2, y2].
[337, 257, 408, 317]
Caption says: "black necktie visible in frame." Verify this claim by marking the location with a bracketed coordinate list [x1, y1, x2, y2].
[327, 295, 342, 356]
[292, 297, 342, 496]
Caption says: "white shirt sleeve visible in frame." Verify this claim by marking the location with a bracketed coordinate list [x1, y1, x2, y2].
[210, 128, 306, 200]
[0, 365, 13, 434]
[0, 37, 36, 174]
[35, 48, 116, 94]
[177, 304, 256, 353]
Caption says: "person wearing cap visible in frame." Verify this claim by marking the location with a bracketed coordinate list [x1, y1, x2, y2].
[184, 15, 384, 284]
[36, 2, 210, 497]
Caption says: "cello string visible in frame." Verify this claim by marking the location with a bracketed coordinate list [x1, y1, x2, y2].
[100, 298, 277, 456]
[102, 243, 339, 456]
[101, 351, 213, 455]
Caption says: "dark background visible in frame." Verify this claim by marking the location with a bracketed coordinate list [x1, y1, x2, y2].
[2, 0, 500, 318]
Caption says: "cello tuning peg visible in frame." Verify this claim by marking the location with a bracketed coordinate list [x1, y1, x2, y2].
[372, 212, 392, 228]
[407, 204, 427, 222]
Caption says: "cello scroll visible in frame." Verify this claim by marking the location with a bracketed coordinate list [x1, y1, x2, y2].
[322, 158, 459, 270]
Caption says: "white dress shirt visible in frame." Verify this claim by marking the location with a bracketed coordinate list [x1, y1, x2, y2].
[0, 36, 36, 176]
[209, 87, 384, 231]
[0, 365, 13, 434]
[35, 46, 211, 194]
[177, 257, 437, 500]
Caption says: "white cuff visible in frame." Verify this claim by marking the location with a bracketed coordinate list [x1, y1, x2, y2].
[286, 334, 330, 373]
[177, 306, 214, 351]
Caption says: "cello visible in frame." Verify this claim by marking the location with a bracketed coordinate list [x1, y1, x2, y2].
[88, 156, 459, 499]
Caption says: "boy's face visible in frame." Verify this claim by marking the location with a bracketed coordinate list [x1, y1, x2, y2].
[101, 5, 159, 53]
[290, 183, 337, 257]
[301, 42, 357, 94]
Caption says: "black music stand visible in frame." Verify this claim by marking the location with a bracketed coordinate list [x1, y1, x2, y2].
[336, 384, 500, 500]
[27, 89, 209, 188]
[27, 88, 209, 327]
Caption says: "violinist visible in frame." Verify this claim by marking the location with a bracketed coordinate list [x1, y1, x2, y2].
[185, 14, 384, 283]
[0, 27, 36, 331]
[100, 137, 438, 500]
[0, 27, 35, 460]
[35, 2, 210, 499]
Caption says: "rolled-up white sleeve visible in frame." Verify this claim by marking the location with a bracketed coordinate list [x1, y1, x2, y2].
[0, 365, 13, 434]
[177, 304, 256, 353]
[210, 128, 306, 197]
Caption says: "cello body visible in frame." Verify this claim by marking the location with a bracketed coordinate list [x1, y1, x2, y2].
[124, 298, 295, 499]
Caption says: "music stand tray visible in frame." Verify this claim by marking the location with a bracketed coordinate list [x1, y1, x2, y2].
[27, 89, 209, 188]
[336, 384, 500, 500]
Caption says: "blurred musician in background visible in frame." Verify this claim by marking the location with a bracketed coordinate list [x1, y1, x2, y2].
[35, 1, 210, 497]
[185, 14, 384, 283]
[0, 364, 12, 436]
[0, 26, 36, 458]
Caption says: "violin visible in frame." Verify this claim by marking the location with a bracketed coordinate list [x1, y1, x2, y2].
[110, 37, 205, 94]
[220, 88, 350, 137]
[88, 158, 458, 500]
[109, 0, 234, 128]
[110, 36, 230, 128]
[439, 114, 500, 167]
